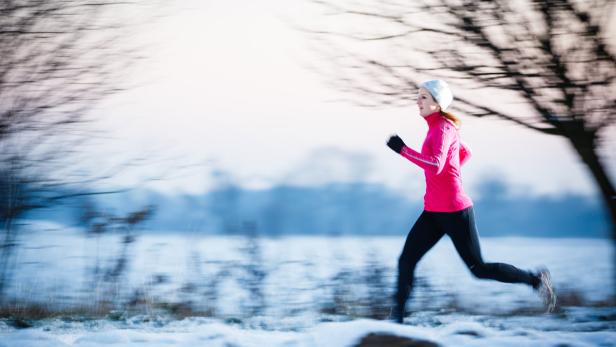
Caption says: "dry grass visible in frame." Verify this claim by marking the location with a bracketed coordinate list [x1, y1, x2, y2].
[0, 301, 114, 320]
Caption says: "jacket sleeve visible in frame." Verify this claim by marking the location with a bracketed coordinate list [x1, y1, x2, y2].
[399, 124, 453, 175]
[459, 141, 472, 166]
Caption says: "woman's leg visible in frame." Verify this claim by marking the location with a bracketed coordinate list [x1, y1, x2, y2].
[442, 207, 539, 286]
[395, 211, 445, 317]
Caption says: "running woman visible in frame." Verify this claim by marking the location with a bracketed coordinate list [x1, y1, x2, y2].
[386, 79, 556, 323]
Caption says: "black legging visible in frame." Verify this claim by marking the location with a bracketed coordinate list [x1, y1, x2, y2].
[396, 206, 540, 310]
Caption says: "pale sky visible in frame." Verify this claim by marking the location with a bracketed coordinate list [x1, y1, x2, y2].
[86, 0, 615, 199]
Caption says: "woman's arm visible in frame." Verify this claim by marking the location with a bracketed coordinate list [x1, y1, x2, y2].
[459, 141, 472, 166]
[399, 125, 454, 175]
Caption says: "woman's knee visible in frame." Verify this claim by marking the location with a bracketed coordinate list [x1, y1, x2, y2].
[469, 263, 491, 279]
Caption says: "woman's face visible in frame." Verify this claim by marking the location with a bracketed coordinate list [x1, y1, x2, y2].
[417, 88, 440, 117]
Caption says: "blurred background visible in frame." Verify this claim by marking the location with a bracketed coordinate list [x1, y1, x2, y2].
[0, 0, 614, 326]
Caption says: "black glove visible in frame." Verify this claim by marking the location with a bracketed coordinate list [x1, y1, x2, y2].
[387, 135, 405, 153]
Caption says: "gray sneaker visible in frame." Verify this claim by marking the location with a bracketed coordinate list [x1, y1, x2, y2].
[536, 268, 557, 313]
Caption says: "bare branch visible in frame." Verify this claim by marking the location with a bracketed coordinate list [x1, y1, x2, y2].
[454, 95, 561, 135]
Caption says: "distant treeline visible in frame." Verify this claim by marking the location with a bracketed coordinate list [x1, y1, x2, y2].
[26, 179, 609, 238]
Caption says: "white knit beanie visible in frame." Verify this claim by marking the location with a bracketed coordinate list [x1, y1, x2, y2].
[419, 79, 453, 111]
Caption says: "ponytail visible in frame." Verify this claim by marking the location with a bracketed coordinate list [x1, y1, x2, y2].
[440, 111, 461, 128]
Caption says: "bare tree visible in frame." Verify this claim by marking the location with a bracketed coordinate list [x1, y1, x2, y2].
[301, 0, 616, 241]
[80, 202, 155, 310]
[0, 0, 160, 300]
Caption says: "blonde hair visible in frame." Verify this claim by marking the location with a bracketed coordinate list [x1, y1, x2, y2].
[441, 110, 461, 128]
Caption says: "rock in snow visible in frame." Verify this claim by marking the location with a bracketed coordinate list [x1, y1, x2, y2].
[354, 333, 440, 347]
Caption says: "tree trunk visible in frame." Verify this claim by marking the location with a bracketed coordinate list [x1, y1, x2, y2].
[0, 218, 16, 302]
[567, 130, 616, 295]
[570, 139, 616, 238]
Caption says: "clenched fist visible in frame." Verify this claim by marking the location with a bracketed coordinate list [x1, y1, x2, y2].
[387, 135, 405, 154]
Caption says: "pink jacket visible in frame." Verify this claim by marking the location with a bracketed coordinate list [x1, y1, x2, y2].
[399, 112, 473, 212]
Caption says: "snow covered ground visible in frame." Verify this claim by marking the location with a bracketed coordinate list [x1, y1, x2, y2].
[1, 221, 614, 346]
[1, 311, 615, 347]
